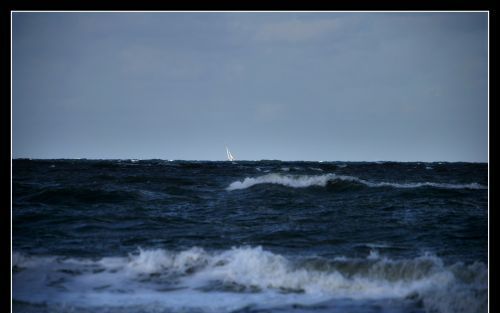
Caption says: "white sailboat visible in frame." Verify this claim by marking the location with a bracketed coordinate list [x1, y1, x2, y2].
[226, 146, 236, 161]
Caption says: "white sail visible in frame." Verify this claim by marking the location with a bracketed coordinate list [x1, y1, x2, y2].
[226, 146, 235, 161]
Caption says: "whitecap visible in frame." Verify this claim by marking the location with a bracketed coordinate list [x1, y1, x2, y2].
[226, 173, 487, 191]
[310, 167, 323, 172]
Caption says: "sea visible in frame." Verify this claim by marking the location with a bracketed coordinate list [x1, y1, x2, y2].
[12, 159, 488, 313]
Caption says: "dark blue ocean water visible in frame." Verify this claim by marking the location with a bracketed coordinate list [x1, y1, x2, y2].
[12, 159, 488, 313]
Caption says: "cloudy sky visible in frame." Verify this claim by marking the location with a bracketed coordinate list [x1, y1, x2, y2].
[12, 12, 488, 161]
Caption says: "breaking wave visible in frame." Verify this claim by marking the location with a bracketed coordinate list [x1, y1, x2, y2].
[226, 173, 487, 191]
[13, 247, 487, 313]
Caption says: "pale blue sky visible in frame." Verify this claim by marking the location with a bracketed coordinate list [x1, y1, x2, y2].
[12, 12, 488, 161]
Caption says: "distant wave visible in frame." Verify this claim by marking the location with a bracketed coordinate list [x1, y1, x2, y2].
[226, 173, 487, 191]
[13, 247, 486, 313]
[24, 187, 141, 204]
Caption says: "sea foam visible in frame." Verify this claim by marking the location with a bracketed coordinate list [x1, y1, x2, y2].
[13, 247, 487, 313]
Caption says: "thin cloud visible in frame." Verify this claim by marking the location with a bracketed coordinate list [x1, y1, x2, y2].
[252, 18, 339, 43]
[118, 45, 205, 81]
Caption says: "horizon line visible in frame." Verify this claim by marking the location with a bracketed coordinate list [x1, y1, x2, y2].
[11, 157, 488, 163]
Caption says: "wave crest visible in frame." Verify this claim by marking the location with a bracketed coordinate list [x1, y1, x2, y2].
[226, 173, 487, 191]
[13, 247, 486, 313]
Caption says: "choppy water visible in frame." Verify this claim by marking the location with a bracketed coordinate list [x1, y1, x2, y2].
[12, 159, 488, 313]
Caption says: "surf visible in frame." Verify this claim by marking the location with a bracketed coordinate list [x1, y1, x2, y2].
[13, 247, 487, 313]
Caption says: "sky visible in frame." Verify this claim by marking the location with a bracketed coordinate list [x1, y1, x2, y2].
[12, 12, 488, 162]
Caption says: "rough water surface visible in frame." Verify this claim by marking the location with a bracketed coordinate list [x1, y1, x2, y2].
[12, 159, 488, 313]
